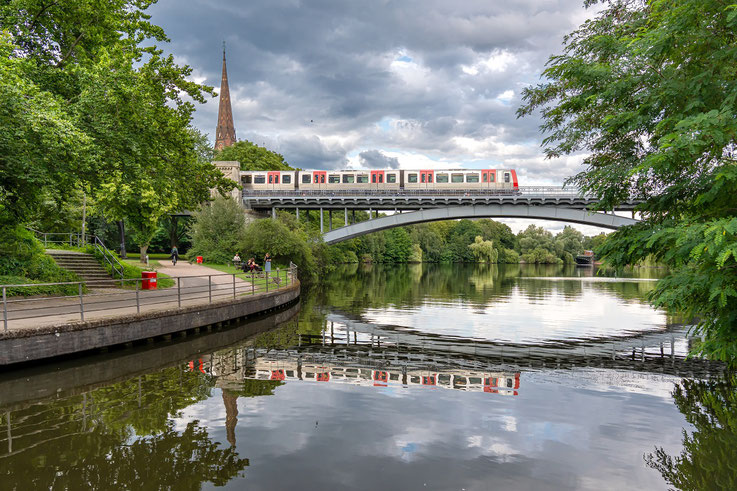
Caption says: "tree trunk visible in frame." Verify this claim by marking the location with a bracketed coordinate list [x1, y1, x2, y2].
[139, 244, 148, 264]
[118, 220, 127, 258]
[169, 216, 179, 248]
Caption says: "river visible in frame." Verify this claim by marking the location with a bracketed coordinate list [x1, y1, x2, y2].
[0, 263, 731, 490]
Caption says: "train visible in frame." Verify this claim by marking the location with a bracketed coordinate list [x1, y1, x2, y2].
[240, 168, 519, 192]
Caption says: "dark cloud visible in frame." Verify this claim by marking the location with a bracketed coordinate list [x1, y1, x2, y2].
[359, 150, 400, 169]
[148, 0, 599, 184]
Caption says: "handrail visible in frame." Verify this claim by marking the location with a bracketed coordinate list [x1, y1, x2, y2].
[93, 236, 125, 280]
[1, 264, 298, 332]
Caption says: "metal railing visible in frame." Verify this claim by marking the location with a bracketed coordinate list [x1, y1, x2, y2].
[1, 264, 298, 332]
[93, 236, 125, 279]
[27, 228, 92, 248]
[241, 186, 590, 198]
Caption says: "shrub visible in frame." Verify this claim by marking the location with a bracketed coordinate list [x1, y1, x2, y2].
[187, 197, 247, 264]
[240, 218, 318, 280]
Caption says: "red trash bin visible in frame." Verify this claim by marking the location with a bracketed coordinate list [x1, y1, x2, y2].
[141, 271, 157, 290]
[196, 256, 203, 264]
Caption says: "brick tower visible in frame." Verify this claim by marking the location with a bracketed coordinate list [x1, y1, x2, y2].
[214, 44, 236, 151]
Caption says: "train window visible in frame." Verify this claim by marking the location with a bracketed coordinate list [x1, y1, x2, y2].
[427, 174, 433, 183]
[314, 175, 319, 183]
[302, 174, 311, 184]
[329, 175, 340, 183]
[321, 175, 325, 183]
[466, 174, 479, 183]
[274, 175, 279, 184]
[357, 175, 368, 183]
[469, 377, 482, 385]
[372, 174, 377, 183]
[507, 378, 514, 388]
[421, 173, 426, 183]
[482, 173, 488, 182]
[242, 175, 252, 184]
[436, 174, 448, 183]
[490, 173, 495, 182]
[254, 176, 266, 184]
[387, 174, 396, 183]
[389, 373, 400, 381]
[504, 173, 510, 183]
[282, 175, 291, 184]
[268, 175, 273, 184]
[379, 174, 383, 183]
[342, 174, 355, 183]
[407, 173, 418, 183]
[451, 173, 464, 183]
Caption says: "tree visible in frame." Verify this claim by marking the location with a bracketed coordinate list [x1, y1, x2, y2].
[382, 228, 413, 263]
[519, 0, 737, 360]
[240, 218, 318, 278]
[188, 197, 248, 264]
[468, 236, 499, 263]
[214, 140, 294, 171]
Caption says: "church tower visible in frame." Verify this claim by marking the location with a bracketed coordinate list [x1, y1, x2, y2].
[214, 44, 236, 151]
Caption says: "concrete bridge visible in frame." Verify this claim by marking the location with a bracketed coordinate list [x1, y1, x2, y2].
[241, 187, 641, 244]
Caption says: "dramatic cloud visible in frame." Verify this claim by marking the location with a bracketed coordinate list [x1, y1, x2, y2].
[358, 150, 400, 169]
[148, 0, 601, 185]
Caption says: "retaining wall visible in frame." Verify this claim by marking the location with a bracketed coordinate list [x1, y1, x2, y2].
[0, 282, 300, 366]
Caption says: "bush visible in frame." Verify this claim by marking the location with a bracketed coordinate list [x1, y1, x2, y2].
[0, 225, 80, 295]
[240, 218, 318, 280]
[187, 197, 247, 264]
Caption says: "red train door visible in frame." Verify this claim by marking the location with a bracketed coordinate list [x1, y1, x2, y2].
[420, 170, 434, 188]
[482, 170, 496, 188]
[267, 171, 280, 188]
[312, 171, 326, 188]
[370, 170, 385, 188]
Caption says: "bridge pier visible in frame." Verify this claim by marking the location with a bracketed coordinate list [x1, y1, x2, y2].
[272, 207, 276, 219]
[352, 209, 356, 224]
[345, 207, 348, 226]
[320, 207, 324, 233]
[329, 210, 333, 231]
[296, 207, 299, 220]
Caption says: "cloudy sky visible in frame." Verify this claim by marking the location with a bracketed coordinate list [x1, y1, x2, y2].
[148, 0, 610, 233]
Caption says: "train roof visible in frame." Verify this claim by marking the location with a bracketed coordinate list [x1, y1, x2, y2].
[240, 168, 515, 173]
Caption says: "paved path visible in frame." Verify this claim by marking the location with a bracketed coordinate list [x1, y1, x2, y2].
[1, 262, 276, 333]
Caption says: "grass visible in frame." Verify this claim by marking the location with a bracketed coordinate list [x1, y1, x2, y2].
[201, 262, 293, 291]
[125, 252, 172, 260]
[117, 259, 175, 289]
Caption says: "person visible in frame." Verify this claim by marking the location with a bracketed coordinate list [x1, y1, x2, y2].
[264, 253, 272, 273]
[170, 246, 179, 266]
[233, 253, 241, 267]
[248, 258, 261, 272]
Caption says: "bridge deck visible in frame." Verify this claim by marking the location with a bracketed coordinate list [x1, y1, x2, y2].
[242, 187, 641, 211]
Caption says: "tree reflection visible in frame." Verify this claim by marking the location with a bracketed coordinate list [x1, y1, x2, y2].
[646, 373, 737, 490]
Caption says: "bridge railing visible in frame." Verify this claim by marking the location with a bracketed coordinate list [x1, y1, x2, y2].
[241, 186, 588, 198]
[0, 265, 298, 332]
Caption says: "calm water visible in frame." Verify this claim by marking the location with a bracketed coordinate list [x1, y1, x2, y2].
[1, 264, 733, 490]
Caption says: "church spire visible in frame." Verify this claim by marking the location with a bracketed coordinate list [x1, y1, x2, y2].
[214, 42, 236, 151]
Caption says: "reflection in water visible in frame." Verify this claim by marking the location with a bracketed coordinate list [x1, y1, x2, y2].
[646, 373, 737, 490]
[0, 264, 725, 489]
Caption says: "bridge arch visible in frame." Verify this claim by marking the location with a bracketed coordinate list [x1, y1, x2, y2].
[322, 204, 637, 244]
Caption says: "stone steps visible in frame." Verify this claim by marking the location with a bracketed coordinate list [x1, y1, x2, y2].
[47, 250, 118, 288]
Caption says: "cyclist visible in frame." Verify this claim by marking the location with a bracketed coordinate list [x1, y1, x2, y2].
[170, 246, 179, 266]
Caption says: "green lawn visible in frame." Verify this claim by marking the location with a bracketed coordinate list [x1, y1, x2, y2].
[202, 263, 293, 291]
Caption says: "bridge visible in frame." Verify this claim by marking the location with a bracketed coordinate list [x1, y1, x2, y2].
[241, 187, 642, 243]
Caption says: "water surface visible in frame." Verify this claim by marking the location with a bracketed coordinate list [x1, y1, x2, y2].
[0, 263, 730, 490]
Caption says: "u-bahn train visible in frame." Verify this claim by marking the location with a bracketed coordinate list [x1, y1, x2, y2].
[240, 168, 519, 192]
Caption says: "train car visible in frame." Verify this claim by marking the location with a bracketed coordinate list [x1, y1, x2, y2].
[241, 170, 297, 191]
[403, 169, 518, 191]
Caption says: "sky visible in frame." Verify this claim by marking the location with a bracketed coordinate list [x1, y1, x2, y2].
[147, 0, 611, 234]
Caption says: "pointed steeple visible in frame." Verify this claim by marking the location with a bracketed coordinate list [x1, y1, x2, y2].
[214, 43, 236, 151]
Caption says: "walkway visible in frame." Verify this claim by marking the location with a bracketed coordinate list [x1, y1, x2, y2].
[3, 262, 262, 332]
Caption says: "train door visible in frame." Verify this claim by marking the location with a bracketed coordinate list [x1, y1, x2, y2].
[312, 171, 326, 189]
[420, 170, 434, 189]
[482, 170, 496, 189]
[267, 171, 280, 190]
[370, 170, 385, 189]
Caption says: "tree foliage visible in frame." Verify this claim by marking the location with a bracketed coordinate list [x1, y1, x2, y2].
[518, 0, 737, 360]
[214, 140, 294, 171]
[187, 197, 248, 264]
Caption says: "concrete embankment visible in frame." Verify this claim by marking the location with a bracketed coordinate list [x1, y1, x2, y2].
[0, 281, 300, 366]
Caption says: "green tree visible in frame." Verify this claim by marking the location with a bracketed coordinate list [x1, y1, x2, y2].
[214, 140, 294, 171]
[518, 0, 737, 360]
[468, 236, 499, 263]
[646, 373, 737, 490]
[240, 218, 318, 279]
[188, 197, 247, 264]
[382, 227, 413, 263]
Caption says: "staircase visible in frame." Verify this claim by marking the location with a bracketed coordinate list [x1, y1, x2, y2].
[47, 250, 118, 288]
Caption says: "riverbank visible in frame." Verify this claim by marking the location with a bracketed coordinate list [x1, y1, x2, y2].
[0, 273, 300, 366]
